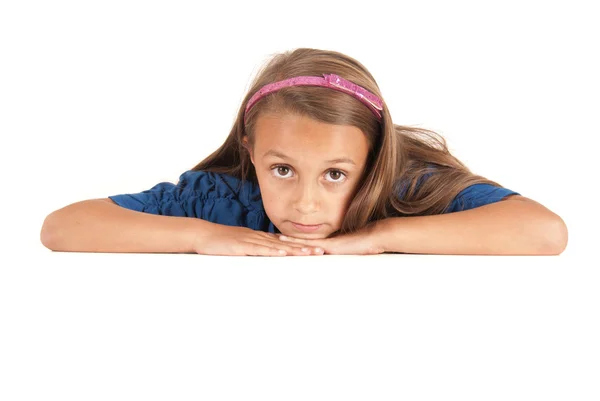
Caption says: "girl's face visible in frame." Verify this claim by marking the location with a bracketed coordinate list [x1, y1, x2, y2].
[244, 112, 369, 239]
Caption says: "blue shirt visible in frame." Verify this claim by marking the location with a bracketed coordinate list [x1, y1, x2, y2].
[108, 170, 520, 233]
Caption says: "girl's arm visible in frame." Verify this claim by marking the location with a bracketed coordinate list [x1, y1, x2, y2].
[374, 195, 568, 255]
[40, 198, 213, 253]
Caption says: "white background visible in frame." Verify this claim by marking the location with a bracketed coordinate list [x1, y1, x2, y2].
[1, 0, 598, 400]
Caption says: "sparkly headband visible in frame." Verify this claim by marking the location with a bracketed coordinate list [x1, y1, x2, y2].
[244, 73, 384, 123]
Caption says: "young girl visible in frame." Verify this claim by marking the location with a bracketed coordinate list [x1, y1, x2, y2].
[40, 48, 568, 256]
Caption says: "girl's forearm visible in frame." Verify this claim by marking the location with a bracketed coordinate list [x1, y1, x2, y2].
[374, 198, 568, 256]
[40, 199, 212, 253]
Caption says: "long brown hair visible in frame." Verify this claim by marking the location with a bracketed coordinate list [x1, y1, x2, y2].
[191, 48, 506, 235]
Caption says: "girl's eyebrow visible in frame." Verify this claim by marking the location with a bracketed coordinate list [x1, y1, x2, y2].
[263, 149, 356, 165]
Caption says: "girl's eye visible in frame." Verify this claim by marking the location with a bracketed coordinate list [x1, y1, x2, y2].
[325, 170, 345, 183]
[274, 166, 292, 178]
[271, 165, 347, 184]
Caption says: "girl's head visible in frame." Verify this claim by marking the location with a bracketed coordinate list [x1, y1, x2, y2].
[194, 48, 397, 238]
[244, 111, 371, 239]
[192, 48, 504, 238]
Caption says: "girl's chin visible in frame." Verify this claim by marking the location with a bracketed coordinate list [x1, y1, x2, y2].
[281, 232, 330, 240]
[275, 223, 336, 239]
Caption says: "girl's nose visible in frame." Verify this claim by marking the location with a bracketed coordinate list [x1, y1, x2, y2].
[292, 183, 320, 215]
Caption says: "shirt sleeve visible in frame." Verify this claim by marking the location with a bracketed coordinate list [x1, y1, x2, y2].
[107, 170, 254, 227]
[446, 183, 521, 213]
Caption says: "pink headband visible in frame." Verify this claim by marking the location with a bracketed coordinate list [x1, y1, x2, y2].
[244, 73, 384, 123]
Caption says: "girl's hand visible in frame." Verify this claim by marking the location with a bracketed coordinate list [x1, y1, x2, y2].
[278, 221, 385, 255]
[192, 224, 325, 257]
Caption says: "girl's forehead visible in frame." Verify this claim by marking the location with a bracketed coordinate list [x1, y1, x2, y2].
[253, 113, 368, 153]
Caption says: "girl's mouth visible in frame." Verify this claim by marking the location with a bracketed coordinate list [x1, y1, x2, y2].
[291, 222, 322, 232]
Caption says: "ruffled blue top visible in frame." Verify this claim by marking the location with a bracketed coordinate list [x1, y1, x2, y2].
[109, 170, 520, 233]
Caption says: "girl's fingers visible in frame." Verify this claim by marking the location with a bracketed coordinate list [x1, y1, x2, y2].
[277, 234, 297, 242]
[258, 235, 302, 252]
[250, 239, 322, 256]
[275, 237, 324, 255]
[269, 243, 314, 256]
[270, 240, 324, 256]
[250, 244, 287, 257]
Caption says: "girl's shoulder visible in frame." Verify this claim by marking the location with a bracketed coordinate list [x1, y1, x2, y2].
[394, 164, 520, 212]
[174, 169, 262, 207]
[107, 169, 268, 222]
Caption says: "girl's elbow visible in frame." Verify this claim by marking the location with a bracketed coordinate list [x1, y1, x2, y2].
[40, 211, 61, 250]
[546, 216, 568, 255]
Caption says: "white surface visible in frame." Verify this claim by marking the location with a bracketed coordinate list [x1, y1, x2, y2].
[2, 251, 598, 400]
[2, 0, 598, 399]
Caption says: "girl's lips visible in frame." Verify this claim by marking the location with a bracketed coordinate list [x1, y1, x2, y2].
[291, 222, 322, 232]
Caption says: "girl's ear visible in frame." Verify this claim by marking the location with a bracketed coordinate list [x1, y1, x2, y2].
[242, 135, 254, 164]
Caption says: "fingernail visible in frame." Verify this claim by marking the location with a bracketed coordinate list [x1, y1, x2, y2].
[301, 247, 309, 252]
[278, 249, 286, 255]
[279, 235, 288, 241]
[315, 248, 322, 253]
